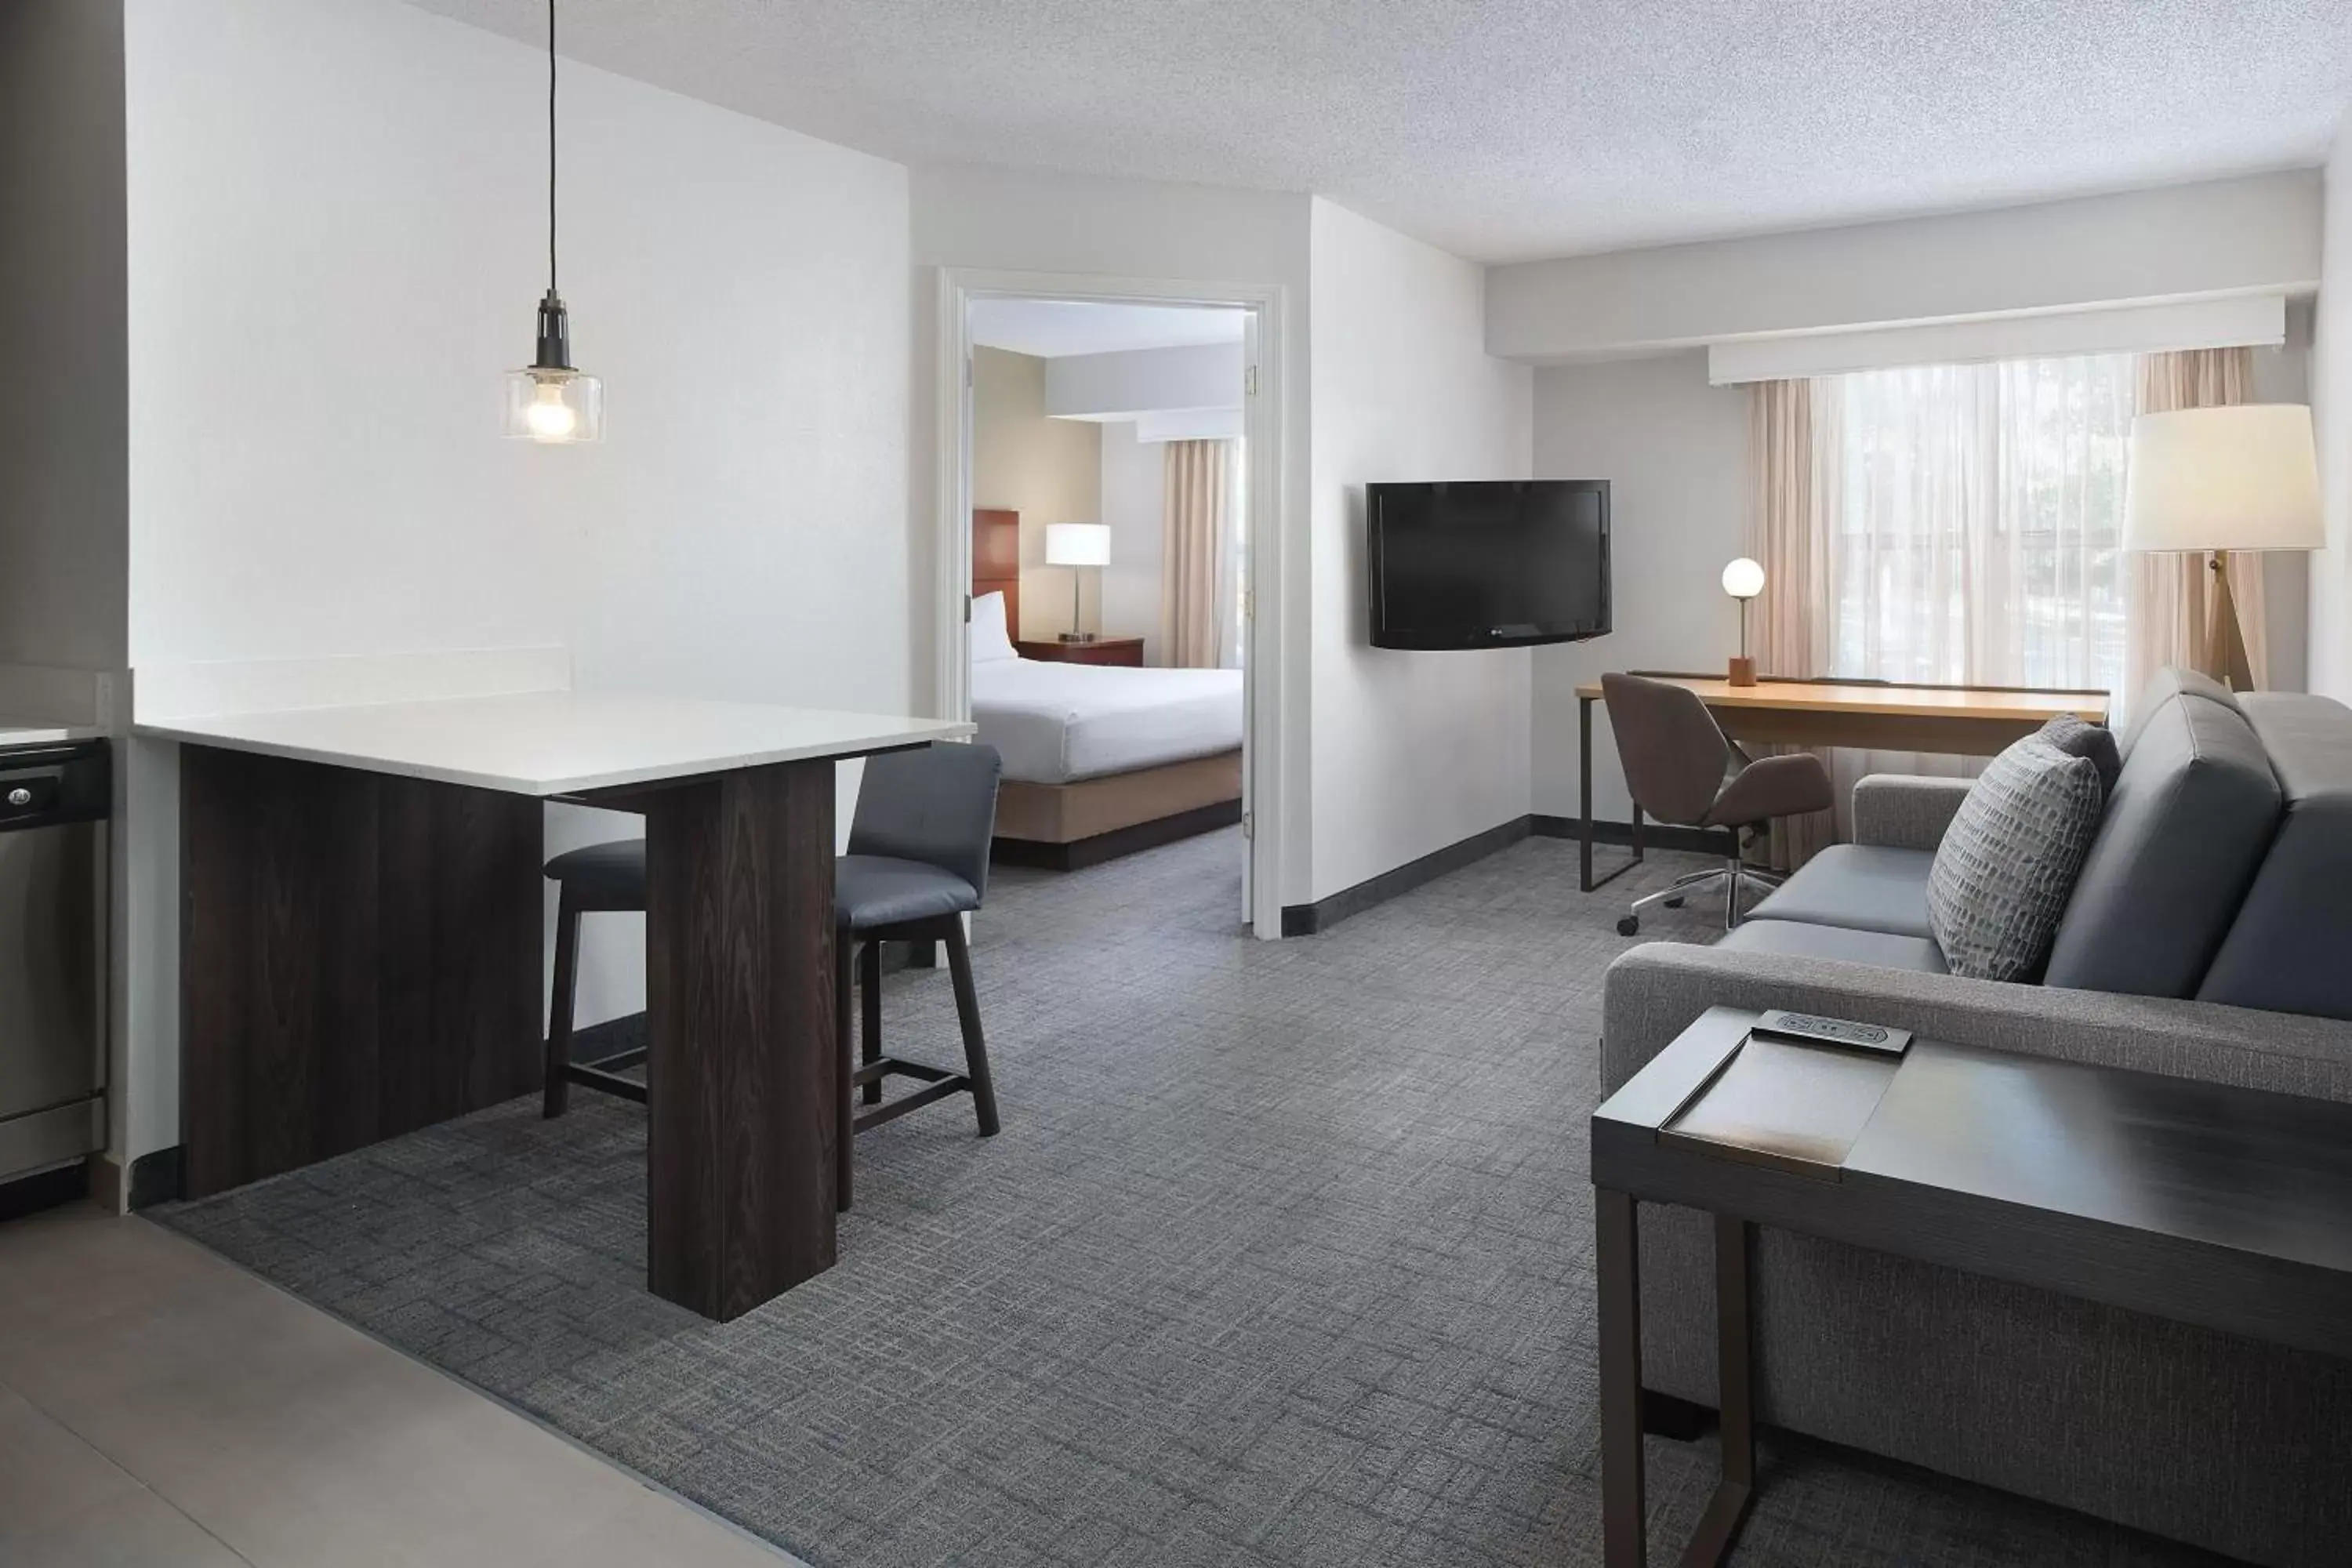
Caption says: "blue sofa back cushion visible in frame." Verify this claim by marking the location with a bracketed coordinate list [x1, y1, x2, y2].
[2044, 691, 2281, 997]
[2198, 694, 2352, 1019]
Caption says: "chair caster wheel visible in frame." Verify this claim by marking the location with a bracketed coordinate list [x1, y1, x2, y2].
[1617, 916, 1640, 936]
[1664, 896, 1684, 909]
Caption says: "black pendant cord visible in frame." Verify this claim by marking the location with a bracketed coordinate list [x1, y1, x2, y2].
[546, 0, 557, 296]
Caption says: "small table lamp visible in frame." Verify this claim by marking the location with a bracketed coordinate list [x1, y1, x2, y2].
[1044, 522, 1112, 644]
[1722, 557, 1765, 687]
[2124, 405, 2324, 691]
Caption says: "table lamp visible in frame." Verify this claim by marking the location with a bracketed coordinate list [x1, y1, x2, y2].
[1721, 557, 1765, 686]
[2124, 405, 2324, 691]
[1045, 522, 1112, 644]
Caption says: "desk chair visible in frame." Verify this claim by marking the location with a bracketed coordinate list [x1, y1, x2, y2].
[539, 743, 1004, 1212]
[1601, 672, 1832, 935]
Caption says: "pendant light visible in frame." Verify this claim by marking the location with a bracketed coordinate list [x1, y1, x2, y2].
[502, 0, 603, 443]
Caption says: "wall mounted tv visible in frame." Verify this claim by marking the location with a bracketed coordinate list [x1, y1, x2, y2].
[1367, 480, 1611, 650]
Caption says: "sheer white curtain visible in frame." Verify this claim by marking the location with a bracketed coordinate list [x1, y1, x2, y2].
[1814, 353, 2136, 830]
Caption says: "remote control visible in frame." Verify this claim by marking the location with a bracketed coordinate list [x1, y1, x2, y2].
[1750, 1009, 1911, 1056]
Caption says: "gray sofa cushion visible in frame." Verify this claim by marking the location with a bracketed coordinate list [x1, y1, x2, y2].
[1926, 735, 2105, 981]
[1745, 844, 1934, 938]
[2118, 665, 2243, 758]
[2198, 692, 2352, 1019]
[1719, 917, 1949, 973]
[2043, 689, 2281, 997]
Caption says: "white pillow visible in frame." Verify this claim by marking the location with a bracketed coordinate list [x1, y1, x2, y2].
[970, 591, 1019, 664]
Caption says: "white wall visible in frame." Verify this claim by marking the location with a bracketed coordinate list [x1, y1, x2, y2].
[1098, 420, 1166, 655]
[0, 0, 129, 673]
[2315, 118, 2352, 703]
[1488, 171, 2325, 361]
[118, 0, 911, 1158]
[1306, 198, 1533, 900]
[1528, 354, 1749, 822]
[1046, 343, 1243, 419]
[909, 163, 1316, 904]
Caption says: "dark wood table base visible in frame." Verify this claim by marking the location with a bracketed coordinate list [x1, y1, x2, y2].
[182, 746, 848, 1324]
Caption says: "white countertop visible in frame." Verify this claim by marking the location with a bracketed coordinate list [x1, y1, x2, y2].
[136, 691, 974, 797]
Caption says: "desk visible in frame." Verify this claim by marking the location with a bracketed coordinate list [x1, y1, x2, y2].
[143, 691, 970, 1322]
[1573, 673, 2109, 891]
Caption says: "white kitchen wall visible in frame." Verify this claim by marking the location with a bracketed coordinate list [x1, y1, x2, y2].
[118, 0, 911, 1159]
[2315, 118, 2352, 704]
[1305, 198, 1533, 902]
[1098, 421, 1167, 655]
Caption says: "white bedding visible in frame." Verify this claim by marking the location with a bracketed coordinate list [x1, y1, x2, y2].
[971, 657, 1243, 783]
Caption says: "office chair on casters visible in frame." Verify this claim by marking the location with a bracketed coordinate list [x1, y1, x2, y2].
[1599, 673, 1833, 935]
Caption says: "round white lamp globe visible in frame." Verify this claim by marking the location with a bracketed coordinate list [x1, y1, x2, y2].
[1721, 557, 1766, 600]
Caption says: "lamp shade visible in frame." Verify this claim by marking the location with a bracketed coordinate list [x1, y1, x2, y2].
[1720, 557, 1766, 600]
[1045, 522, 1112, 567]
[2124, 405, 2324, 554]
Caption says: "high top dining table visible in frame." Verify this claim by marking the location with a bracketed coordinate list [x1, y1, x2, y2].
[142, 691, 971, 1322]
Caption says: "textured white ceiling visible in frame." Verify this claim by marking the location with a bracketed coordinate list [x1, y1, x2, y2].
[968, 299, 1246, 358]
[405, 0, 2352, 263]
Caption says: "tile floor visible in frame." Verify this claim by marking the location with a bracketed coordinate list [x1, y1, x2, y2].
[0, 1202, 806, 1568]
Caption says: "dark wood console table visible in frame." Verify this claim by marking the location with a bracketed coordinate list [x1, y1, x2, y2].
[1590, 1007, 2352, 1566]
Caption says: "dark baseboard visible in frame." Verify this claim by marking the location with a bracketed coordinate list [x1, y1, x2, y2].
[0, 1159, 90, 1224]
[127, 1145, 185, 1210]
[993, 799, 1243, 873]
[1529, 815, 1730, 857]
[1282, 817, 1533, 936]
[571, 1011, 648, 1068]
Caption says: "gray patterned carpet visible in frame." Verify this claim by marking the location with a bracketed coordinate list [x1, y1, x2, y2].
[161, 829, 2224, 1567]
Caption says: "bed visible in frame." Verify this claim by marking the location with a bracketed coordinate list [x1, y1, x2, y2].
[971, 508, 1243, 868]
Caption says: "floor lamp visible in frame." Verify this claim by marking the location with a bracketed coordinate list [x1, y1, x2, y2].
[2124, 404, 2324, 691]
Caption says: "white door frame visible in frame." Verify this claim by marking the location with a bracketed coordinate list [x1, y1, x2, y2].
[932, 267, 1288, 939]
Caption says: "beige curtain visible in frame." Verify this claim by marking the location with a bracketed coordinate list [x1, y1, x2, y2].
[1748, 379, 1839, 868]
[1161, 439, 1235, 668]
[2125, 348, 2264, 702]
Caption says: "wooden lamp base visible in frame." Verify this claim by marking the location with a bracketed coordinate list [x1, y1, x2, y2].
[1727, 656, 1757, 688]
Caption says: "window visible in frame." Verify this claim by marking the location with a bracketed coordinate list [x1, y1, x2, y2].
[1824, 353, 2135, 694]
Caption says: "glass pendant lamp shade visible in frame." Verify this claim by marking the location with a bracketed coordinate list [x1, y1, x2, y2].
[503, 1, 602, 444]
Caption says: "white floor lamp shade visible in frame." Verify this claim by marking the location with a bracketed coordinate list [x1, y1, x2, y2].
[2125, 405, 2323, 689]
[1045, 523, 1112, 641]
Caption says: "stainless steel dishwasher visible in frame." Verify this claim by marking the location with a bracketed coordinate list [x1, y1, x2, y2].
[0, 739, 109, 1185]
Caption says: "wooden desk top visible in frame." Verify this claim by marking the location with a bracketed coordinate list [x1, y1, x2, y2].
[1575, 673, 2109, 724]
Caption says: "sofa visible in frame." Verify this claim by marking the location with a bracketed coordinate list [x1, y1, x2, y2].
[1599, 668, 2352, 1567]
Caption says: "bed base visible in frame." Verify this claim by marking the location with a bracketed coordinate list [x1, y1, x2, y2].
[992, 751, 1242, 870]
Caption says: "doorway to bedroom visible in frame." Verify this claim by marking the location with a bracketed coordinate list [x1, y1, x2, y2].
[942, 283, 1274, 934]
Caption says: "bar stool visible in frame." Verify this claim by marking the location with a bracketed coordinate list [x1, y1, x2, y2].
[539, 742, 1004, 1210]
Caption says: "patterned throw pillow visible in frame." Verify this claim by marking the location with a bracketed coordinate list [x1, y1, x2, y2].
[2038, 712, 2121, 797]
[1926, 734, 2107, 982]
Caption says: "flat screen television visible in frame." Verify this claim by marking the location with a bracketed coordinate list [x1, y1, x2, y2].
[1367, 480, 1610, 650]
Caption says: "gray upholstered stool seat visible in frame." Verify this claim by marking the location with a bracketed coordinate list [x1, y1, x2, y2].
[543, 843, 981, 931]
[837, 854, 978, 930]
[542, 839, 646, 902]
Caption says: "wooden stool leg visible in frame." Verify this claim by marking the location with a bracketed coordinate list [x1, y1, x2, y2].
[835, 924, 854, 1212]
[859, 935, 883, 1106]
[543, 888, 581, 1119]
[943, 922, 1000, 1137]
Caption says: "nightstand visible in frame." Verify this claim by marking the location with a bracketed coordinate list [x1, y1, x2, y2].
[1016, 637, 1145, 667]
